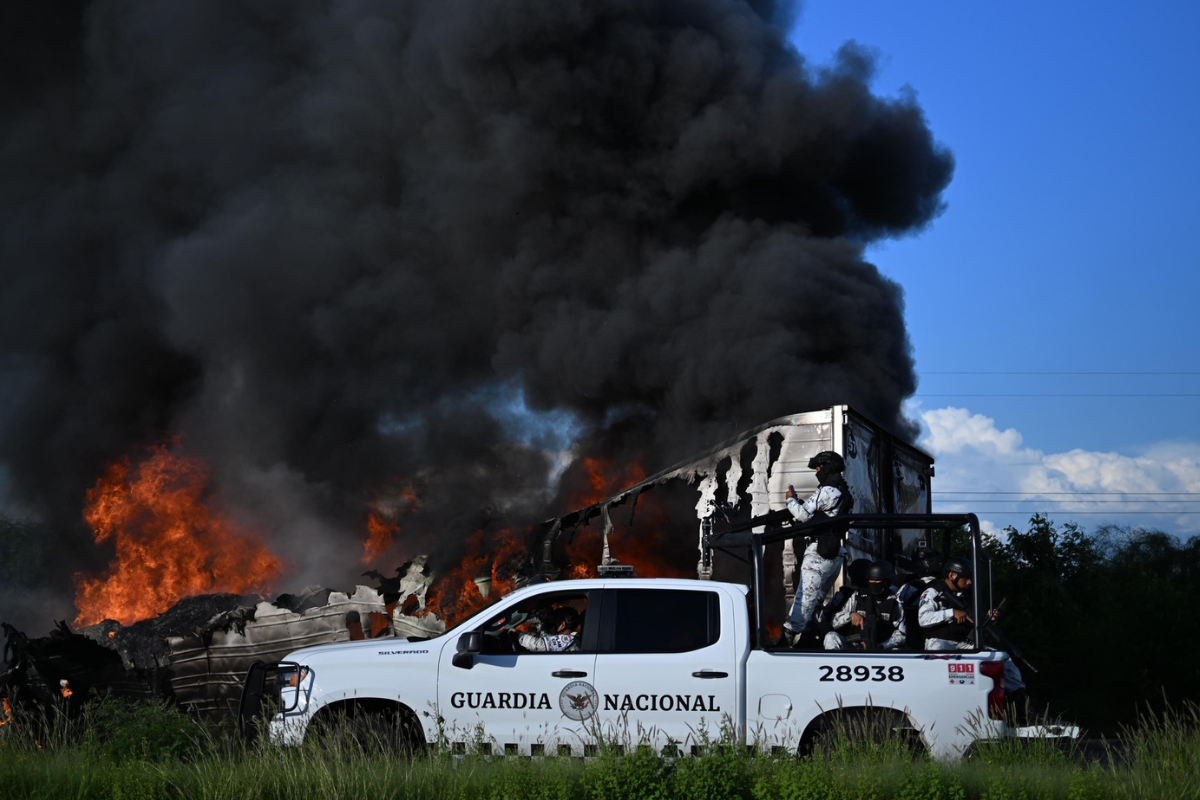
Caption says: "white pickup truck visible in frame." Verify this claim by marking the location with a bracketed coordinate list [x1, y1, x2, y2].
[244, 537, 1014, 760]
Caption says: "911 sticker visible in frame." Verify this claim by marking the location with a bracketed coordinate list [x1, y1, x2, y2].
[948, 663, 975, 685]
[818, 665, 905, 682]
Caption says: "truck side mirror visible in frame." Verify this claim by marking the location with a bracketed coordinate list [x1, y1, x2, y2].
[453, 630, 482, 670]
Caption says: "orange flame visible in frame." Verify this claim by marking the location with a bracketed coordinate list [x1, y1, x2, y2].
[390, 453, 692, 628]
[363, 511, 399, 566]
[557, 455, 687, 579]
[575, 456, 646, 507]
[419, 528, 527, 627]
[562, 520, 692, 580]
[362, 485, 419, 566]
[393, 453, 697, 628]
[73, 442, 284, 627]
[557, 455, 646, 579]
[0, 697, 11, 728]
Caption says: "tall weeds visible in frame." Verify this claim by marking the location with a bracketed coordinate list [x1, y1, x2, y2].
[1108, 700, 1200, 799]
[3, 695, 1199, 799]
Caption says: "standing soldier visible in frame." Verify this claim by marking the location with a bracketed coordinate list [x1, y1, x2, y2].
[781, 450, 853, 645]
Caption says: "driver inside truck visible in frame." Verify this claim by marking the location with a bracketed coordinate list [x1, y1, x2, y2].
[516, 606, 582, 653]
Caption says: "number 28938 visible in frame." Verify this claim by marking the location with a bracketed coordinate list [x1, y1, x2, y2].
[818, 665, 904, 682]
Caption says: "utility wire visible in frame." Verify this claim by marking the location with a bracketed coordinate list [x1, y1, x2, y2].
[936, 491, 1200, 496]
[950, 500, 1200, 505]
[913, 394, 1200, 398]
[933, 510, 1200, 516]
[921, 371, 1200, 376]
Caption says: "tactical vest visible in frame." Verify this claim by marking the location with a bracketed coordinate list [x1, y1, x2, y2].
[839, 591, 900, 651]
[921, 585, 975, 643]
[814, 586, 856, 633]
[898, 577, 938, 649]
[811, 476, 853, 559]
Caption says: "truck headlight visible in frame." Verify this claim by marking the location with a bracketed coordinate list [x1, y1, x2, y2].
[275, 663, 310, 713]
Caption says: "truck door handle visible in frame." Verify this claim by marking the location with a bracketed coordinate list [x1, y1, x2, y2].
[692, 670, 728, 679]
[552, 670, 588, 678]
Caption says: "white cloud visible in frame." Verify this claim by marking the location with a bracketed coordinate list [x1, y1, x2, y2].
[920, 406, 1023, 456]
[906, 402, 1200, 537]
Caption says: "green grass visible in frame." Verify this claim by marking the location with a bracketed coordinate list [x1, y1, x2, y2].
[2, 697, 1199, 800]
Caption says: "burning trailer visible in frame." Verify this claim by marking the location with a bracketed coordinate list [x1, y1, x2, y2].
[539, 405, 934, 613]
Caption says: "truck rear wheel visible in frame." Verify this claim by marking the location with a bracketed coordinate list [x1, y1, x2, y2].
[799, 708, 925, 758]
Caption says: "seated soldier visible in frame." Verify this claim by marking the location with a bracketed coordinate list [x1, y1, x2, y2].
[517, 606, 582, 652]
[917, 556, 1027, 715]
[918, 556, 983, 650]
[824, 561, 905, 651]
[895, 547, 944, 649]
[793, 558, 872, 648]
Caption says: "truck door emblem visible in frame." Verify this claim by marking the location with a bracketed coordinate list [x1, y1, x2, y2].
[559, 680, 599, 721]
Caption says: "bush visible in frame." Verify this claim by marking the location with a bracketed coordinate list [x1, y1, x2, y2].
[106, 761, 169, 800]
[481, 756, 586, 800]
[82, 695, 202, 763]
[673, 745, 752, 800]
[583, 746, 673, 800]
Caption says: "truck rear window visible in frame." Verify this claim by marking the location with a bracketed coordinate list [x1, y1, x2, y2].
[609, 589, 720, 653]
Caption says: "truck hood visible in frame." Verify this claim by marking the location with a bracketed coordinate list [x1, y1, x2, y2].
[284, 636, 446, 663]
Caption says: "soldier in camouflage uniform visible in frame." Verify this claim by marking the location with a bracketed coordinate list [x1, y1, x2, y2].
[781, 451, 853, 646]
[518, 607, 582, 653]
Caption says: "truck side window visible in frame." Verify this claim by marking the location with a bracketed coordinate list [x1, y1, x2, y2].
[609, 589, 720, 654]
[479, 592, 589, 655]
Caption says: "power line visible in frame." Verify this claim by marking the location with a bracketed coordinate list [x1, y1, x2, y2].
[921, 371, 1200, 376]
[935, 491, 1200, 497]
[949, 500, 1200, 505]
[932, 509, 1200, 516]
[913, 394, 1200, 398]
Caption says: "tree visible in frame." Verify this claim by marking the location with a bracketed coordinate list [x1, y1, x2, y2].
[984, 516, 1200, 733]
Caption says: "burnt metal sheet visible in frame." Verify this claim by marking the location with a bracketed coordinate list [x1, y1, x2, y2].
[2, 562, 448, 721]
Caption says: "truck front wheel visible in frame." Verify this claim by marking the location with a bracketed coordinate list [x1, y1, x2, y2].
[311, 701, 425, 756]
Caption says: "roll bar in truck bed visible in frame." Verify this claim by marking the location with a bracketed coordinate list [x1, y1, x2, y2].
[704, 512, 984, 651]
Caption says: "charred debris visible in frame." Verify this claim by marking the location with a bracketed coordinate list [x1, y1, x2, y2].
[1, 559, 443, 721]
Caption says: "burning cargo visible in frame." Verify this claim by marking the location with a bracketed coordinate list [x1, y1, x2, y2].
[541, 405, 933, 608]
[3, 406, 931, 723]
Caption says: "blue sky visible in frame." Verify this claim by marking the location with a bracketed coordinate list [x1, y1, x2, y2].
[789, 1, 1200, 534]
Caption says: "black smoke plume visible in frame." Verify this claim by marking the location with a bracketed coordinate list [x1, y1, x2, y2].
[0, 0, 952, 630]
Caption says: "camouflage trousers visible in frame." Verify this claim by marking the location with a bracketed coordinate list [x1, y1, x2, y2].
[823, 631, 850, 650]
[783, 542, 843, 635]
